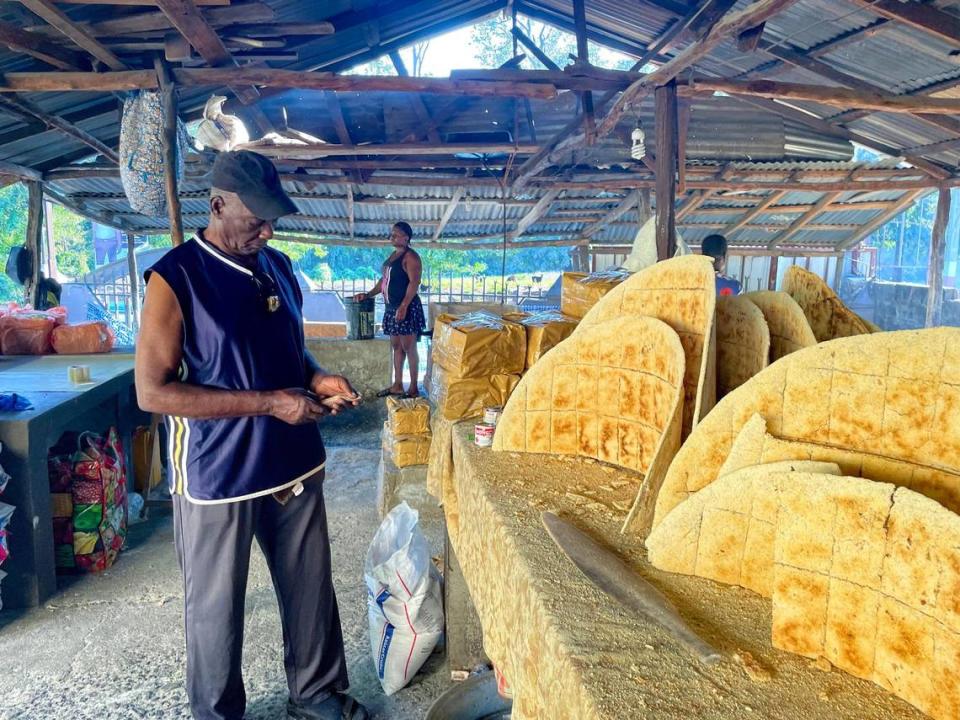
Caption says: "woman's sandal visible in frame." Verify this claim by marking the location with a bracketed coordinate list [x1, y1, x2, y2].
[375, 387, 405, 398]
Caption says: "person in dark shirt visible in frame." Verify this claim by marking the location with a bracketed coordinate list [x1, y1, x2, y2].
[135, 151, 368, 720]
[354, 221, 425, 398]
[702, 233, 742, 296]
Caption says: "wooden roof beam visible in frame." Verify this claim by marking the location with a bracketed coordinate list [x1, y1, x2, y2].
[599, 0, 800, 136]
[510, 0, 723, 191]
[767, 191, 842, 249]
[389, 51, 442, 145]
[838, 189, 931, 251]
[322, 90, 362, 185]
[78, 3, 275, 38]
[731, 95, 952, 180]
[241, 143, 540, 160]
[154, 0, 262, 107]
[0, 20, 87, 70]
[848, 0, 960, 46]
[431, 186, 465, 241]
[19, 0, 127, 70]
[580, 189, 642, 239]
[510, 26, 560, 71]
[684, 77, 960, 115]
[0, 94, 117, 163]
[509, 188, 562, 240]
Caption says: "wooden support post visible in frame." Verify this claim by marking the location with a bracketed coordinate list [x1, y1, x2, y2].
[655, 81, 678, 260]
[767, 254, 779, 290]
[572, 0, 595, 144]
[43, 200, 59, 281]
[25, 181, 44, 307]
[926, 187, 951, 327]
[155, 59, 184, 246]
[639, 188, 652, 224]
[126, 232, 140, 331]
[832, 253, 844, 292]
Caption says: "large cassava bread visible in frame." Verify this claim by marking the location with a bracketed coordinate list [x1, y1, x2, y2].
[715, 295, 770, 398]
[781, 265, 875, 341]
[743, 290, 816, 363]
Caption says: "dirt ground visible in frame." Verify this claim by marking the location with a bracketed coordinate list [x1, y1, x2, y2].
[0, 428, 451, 720]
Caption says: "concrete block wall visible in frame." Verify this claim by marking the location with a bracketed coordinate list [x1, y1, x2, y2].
[870, 281, 960, 330]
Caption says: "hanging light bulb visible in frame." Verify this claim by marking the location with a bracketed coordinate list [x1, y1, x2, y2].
[631, 120, 646, 160]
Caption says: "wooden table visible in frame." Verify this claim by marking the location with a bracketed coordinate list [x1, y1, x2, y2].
[0, 354, 137, 609]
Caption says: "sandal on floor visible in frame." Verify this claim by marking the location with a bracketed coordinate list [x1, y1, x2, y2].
[375, 387, 405, 398]
[287, 694, 370, 720]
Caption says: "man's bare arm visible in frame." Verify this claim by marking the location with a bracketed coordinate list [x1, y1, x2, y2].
[135, 273, 324, 424]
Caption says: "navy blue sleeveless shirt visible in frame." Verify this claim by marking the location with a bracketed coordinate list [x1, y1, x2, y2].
[145, 232, 325, 503]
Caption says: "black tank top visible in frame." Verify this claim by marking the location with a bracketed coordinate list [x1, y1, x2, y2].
[385, 249, 412, 310]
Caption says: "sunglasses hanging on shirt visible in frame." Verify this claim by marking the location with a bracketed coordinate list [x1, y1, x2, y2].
[250, 271, 281, 313]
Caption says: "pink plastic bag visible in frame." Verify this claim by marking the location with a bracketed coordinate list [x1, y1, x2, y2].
[52, 322, 115, 354]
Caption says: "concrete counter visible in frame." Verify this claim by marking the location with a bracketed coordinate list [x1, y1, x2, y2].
[306, 337, 392, 431]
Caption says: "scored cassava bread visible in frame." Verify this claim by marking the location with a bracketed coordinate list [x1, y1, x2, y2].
[493, 315, 685, 536]
[715, 295, 770, 399]
[573, 255, 716, 439]
[653, 328, 960, 529]
[743, 290, 816, 363]
[782, 265, 876, 342]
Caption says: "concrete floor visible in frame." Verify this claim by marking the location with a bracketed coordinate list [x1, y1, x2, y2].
[0, 429, 451, 720]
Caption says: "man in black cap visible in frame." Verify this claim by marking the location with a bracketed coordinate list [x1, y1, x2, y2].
[135, 150, 369, 720]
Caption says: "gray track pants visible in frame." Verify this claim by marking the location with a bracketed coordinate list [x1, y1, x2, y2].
[173, 474, 348, 720]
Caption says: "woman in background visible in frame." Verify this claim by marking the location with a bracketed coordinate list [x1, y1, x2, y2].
[355, 221, 425, 398]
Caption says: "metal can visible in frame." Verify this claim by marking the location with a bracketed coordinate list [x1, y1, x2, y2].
[474, 422, 495, 447]
[483, 405, 503, 426]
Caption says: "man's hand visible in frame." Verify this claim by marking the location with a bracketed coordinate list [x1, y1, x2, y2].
[395, 302, 409, 322]
[269, 388, 327, 425]
[310, 374, 361, 414]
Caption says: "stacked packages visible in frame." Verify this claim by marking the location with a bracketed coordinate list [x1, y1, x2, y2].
[0, 304, 114, 355]
[560, 269, 631, 319]
[506, 310, 579, 370]
[429, 311, 525, 421]
[377, 397, 439, 521]
[48, 427, 128, 573]
[383, 396, 432, 469]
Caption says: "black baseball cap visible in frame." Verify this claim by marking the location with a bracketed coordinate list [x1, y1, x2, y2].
[211, 150, 298, 221]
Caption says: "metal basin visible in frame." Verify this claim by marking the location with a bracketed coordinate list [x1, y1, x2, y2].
[425, 672, 512, 720]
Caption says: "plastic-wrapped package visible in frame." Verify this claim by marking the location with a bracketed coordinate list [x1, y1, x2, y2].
[432, 311, 526, 378]
[51, 321, 115, 354]
[0, 311, 57, 354]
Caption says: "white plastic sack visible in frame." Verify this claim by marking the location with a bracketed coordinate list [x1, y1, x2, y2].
[621, 215, 686, 272]
[365, 502, 443, 695]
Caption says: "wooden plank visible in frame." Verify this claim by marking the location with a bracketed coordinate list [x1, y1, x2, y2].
[322, 90, 362, 185]
[599, 0, 800, 137]
[0, 94, 117, 163]
[926, 187, 951, 327]
[722, 190, 787, 236]
[767, 191, 841, 249]
[509, 189, 562, 240]
[685, 77, 960, 115]
[0, 70, 157, 92]
[19, 0, 127, 70]
[580, 189, 641, 239]
[222, 22, 334, 37]
[0, 20, 86, 70]
[757, 42, 960, 146]
[175, 67, 558, 98]
[676, 189, 715, 221]
[655, 82, 678, 261]
[432, 187, 465, 241]
[85, 2, 275, 37]
[838, 190, 929, 250]
[848, 0, 960, 46]
[241, 143, 540, 159]
[0, 159, 42, 182]
[767, 255, 779, 290]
